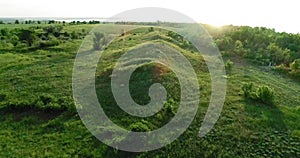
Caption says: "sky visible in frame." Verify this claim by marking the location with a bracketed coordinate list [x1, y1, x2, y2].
[0, 0, 299, 33]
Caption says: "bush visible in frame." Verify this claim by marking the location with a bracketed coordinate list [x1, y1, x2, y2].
[18, 29, 37, 47]
[242, 82, 255, 98]
[148, 27, 154, 32]
[43, 26, 63, 37]
[57, 96, 76, 112]
[242, 82, 275, 106]
[225, 59, 234, 74]
[129, 121, 150, 132]
[290, 59, 300, 71]
[6, 99, 35, 110]
[275, 64, 289, 74]
[275, 61, 300, 81]
[37, 94, 64, 111]
[0, 41, 14, 50]
[71, 31, 79, 39]
[289, 70, 300, 81]
[0, 93, 6, 102]
[39, 94, 53, 105]
[39, 35, 61, 48]
[256, 86, 275, 105]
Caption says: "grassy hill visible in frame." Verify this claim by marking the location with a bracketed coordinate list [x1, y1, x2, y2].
[0, 23, 299, 157]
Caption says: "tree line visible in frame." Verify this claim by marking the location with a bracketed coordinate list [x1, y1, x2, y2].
[0, 20, 103, 25]
[0, 25, 87, 51]
[206, 25, 300, 80]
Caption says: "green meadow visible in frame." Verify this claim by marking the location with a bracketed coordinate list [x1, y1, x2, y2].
[0, 22, 299, 157]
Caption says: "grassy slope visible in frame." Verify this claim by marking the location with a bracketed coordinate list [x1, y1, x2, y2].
[0, 24, 299, 157]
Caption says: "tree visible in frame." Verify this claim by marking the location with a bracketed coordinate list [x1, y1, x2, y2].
[43, 26, 63, 37]
[93, 32, 104, 50]
[18, 29, 37, 47]
[0, 20, 4, 24]
[0, 28, 8, 36]
[266, 43, 290, 65]
[233, 40, 248, 56]
[215, 36, 234, 52]
[48, 20, 55, 24]
[15, 20, 20, 24]
[148, 27, 154, 32]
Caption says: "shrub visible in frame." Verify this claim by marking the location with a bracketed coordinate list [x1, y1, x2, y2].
[148, 27, 154, 32]
[6, 99, 35, 110]
[18, 29, 37, 47]
[40, 94, 53, 105]
[0, 42, 14, 50]
[242, 82, 255, 99]
[129, 121, 150, 132]
[57, 96, 76, 112]
[46, 102, 65, 112]
[290, 59, 300, 71]
[256, 86, 275, 105]
[275, 64, 289, 74]
[164, 99, 176, 115]
[15, 42, 28, 49]
[43, 26, 63, 37]
[289, 70, 300, 81]
[37, 94, 72, 112]
[71, 31, 79, 39]
[289, 59, 300, 80]
[0, 93, 6, 102]
[225, 59, 234, 74]
[242, 83, 275, 106]
[39, 35, 60, 48]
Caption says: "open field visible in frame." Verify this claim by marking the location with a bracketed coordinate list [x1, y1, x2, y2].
[0, 23, 299, 157]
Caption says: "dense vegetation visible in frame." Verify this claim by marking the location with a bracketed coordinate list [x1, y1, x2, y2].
[206, 25, 300, 80]
[0, 21, 299, 157]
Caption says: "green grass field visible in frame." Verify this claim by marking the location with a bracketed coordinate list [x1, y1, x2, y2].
[0, 23, 299, 157]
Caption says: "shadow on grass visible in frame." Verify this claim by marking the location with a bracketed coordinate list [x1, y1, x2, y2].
[0, 106, 64, 123]
[244, 99, 287, 131]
